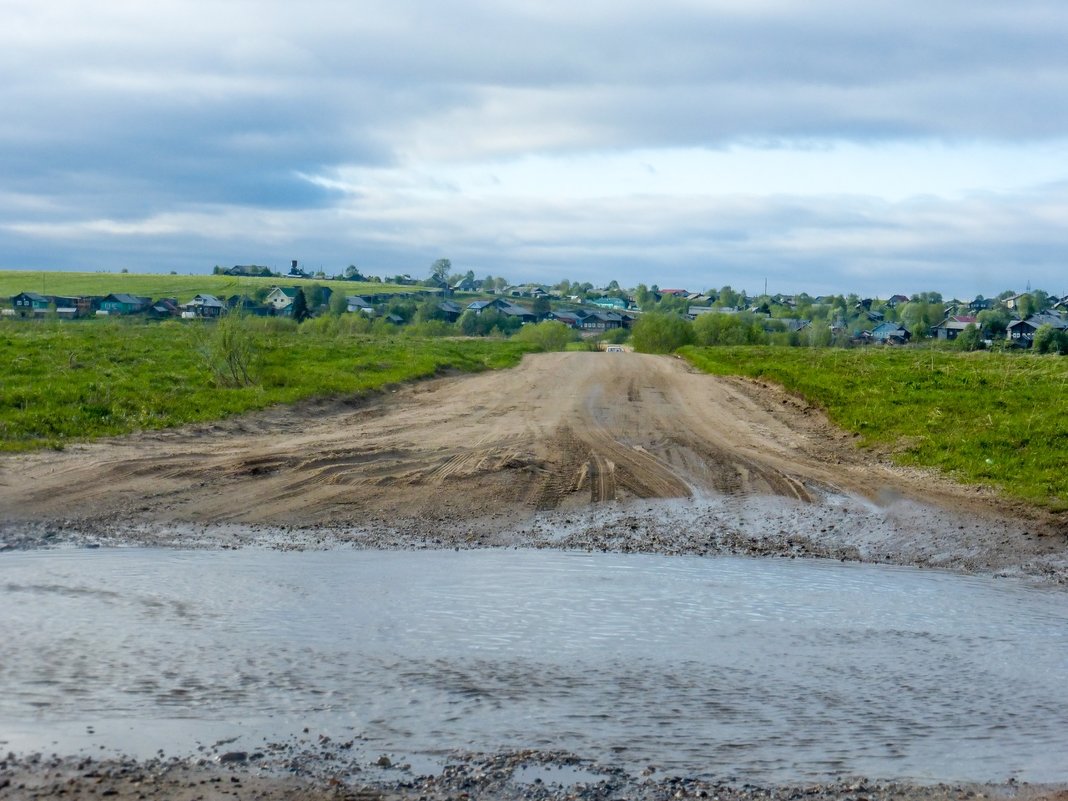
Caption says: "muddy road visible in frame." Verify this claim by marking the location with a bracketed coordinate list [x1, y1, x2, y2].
[1, 352, 1065, 579]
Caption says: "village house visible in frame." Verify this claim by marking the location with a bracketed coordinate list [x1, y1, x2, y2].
[10, 291, 53, 317]
[870, 322, 912, 345]
[346, 296, 375, 314]
[1007, 313, 1068, 346]
[546, 310, 581, 327]
[466, 298, 513, 315]
[589, 296, 628, 311]
[147, 298, 180, 318]
[573, 309, 623, 331]
[437, 300, 464, 322]
[265, 286, 300, 315]
[451, 276, 479, 292]
[932, 315, 978, 341]
[1002, 293, 1030, 311]
[182, 294, 225, 318]
[97, 293, 152, 315]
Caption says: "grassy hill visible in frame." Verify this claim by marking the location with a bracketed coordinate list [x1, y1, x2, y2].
[0, 270, 414, 303]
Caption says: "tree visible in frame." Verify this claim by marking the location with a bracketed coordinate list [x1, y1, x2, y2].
[532, 296, 551, 317]
[329, 291, 348, 316]
[291, 289, 310, 323]
[414, 298, 443, 324]
[956, 323, 982, 352]
[430, 258, 451, 282]
[304, 283, 326, 308]
[457, 310, 479, 336]
[978, 308, 1011, 339]
[344, 264, 363, 280]
[692, 311, 766, 346]
[635, 283, 652, 309]
[1016, 293, 1036, 319]
[1032, 324, 1057, 354]
[716, 286, 740, 309]
[631, 312, 693, 353]
[807, 324, 833, 348]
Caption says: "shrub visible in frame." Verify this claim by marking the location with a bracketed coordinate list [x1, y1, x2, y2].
[631, 312, 693, 353]
[692, 312, 766, 346]
[955, 323, 983, 352]
[1032, 324, 1057, 354]
[512, 320, 575, 351]
[198, 314, 255, 387]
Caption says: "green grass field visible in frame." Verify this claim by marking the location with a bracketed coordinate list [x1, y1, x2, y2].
[0, 269, 413, 303]
[680, 345, 1068, 507]
[0, 317, 533, 451]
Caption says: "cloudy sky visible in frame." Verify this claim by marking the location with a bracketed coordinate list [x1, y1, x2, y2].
[3, 1, 1068, 297]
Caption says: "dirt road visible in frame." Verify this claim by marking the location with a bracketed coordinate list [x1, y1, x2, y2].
[1, 352, 1065, 578]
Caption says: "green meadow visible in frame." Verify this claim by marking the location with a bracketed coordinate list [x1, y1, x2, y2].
[680, 345, 1068, 507]
[0, 316, 532, 451]
[0, 269, 410, 303]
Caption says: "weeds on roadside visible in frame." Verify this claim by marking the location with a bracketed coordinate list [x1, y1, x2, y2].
[197, 314, 255, 387]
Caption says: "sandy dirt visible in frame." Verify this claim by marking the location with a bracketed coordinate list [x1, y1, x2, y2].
[1, 351, 1066, 580]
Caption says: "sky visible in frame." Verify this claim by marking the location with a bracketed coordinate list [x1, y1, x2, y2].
[3, 0, 1068, 298]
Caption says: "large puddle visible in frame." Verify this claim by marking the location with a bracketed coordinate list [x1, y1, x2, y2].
[2, 548, 1066, 783]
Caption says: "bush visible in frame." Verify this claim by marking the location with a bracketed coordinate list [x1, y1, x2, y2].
[597, 327, 630, 345]
[198, 315, 255, 387]
[631, 312, 693, 353]
[1033, 324, 1057, 354]
[692, 312, 766, 346]
[955, 323, 983, 352]
[512, 320, 575, 351]
[404, 319, 456, 338]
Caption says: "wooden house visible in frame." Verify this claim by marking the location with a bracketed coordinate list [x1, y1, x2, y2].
[98, 293, 152, 315]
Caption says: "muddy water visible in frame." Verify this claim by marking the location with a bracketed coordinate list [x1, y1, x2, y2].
[2, 548, 1066, 783]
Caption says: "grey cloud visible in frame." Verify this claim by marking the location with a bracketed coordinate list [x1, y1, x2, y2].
[4, 183, 1066, 298]
[3, 0, 1068, 293]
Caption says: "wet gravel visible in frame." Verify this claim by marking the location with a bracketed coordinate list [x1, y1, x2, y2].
[4, 489, 1066, 586]
[4, 748, 1065, 801]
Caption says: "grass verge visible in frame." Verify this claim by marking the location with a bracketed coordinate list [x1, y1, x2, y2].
[679, 345, 1068, 508]
[1, 318, 533, 451]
